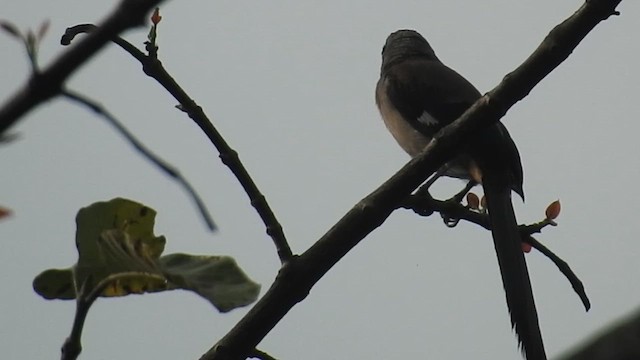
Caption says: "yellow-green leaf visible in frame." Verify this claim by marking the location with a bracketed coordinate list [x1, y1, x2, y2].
[73, 198, 166, 296]
[33, 198, 260, 312]
[34, 198, 168, 299]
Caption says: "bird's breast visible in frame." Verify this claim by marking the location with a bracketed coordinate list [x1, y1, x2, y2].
[375, 78, 431, 157]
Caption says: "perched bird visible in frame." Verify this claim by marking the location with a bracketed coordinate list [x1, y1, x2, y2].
[375, 29, 545, 360]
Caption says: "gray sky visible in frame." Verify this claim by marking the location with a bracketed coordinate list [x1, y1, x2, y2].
[1, 1, 639, 359]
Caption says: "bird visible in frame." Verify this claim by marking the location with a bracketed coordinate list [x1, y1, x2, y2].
[375, 29, 546, 360]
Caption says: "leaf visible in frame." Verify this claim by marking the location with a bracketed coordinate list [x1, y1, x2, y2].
[90, 229, 168, 297]
[34, 198, 260, 312]
[545, 199, 561, 220]
[36, 19, 50, 41]
[160, 253, 261, 312]
[25, 29, 36, 48]
[0, 20, 21, 39]
[34, 198, 168, 299]
[33, 268, 76, 300]
[73, 198, 166, 295]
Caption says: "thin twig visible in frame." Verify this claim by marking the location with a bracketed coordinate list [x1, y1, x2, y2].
[61, 88, 216, 230]
[61, 272, 165, 360]
[62, 24, 144, 62]
[402, 193, 590, 311]
[60, 276, 91, 360]
[61, 24, 293, 263]
[525, 236, 591, 311]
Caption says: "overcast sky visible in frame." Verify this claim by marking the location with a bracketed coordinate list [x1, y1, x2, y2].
[2, 1, 639, 359]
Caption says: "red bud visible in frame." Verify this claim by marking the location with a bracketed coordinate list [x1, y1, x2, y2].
[466, 192, 480, 209]
[151, 8, 162, 25]
[0, 207, 12, 219]
[545, 199, 561, 220]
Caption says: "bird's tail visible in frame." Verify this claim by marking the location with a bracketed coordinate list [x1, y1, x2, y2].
[483, 174, 546, 360]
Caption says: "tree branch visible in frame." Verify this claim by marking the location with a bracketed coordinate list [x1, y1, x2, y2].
[557, 306, 640, 360]
[402, 194, 591, 311]
[0, 0, 165, 134]
[199, 1, 621, 359]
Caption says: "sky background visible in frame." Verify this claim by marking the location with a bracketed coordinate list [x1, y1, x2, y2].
[1, 1, 639, 359]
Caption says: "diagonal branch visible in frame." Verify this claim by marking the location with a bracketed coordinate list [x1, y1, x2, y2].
[199, 1, 621, 359]
[0, 0, 165, 134]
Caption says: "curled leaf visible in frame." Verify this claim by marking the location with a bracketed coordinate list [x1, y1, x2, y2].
[33, 198, 260, 312]
[37, 19, 50, 41]
[466, 192, 480, 210]
[34, 199, 169, 300]
[26, 29, 36, 48]
[0, 20, 21, 38]
[545, 199, 561, 220]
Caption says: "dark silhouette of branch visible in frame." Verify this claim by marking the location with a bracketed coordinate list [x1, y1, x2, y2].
[0, 0, 165, 134]
[198, 1, 621, 359]
[61, 88, 216, 230]
[403, 194, 591, 311]
[557, 307, 640, 360]
[248, 349, 278, 360]
[61, 23, 294, 263]
[526, 236, 591, 311]
[61, 272, 165, 360]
